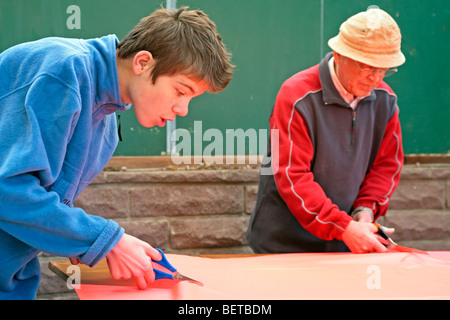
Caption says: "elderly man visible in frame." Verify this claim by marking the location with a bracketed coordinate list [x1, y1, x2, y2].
[247, 8, 405, 253]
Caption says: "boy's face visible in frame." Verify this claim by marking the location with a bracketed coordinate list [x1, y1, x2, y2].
[130, 73, 209, 128]
[120, 51, 209, 128]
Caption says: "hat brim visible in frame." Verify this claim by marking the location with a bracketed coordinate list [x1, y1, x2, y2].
[328, 35, 405, 69]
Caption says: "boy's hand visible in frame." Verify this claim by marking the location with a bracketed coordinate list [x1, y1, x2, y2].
[105, 233, 162, 289]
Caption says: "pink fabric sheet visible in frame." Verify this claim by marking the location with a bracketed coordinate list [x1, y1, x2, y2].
[74, 251, 450, 300]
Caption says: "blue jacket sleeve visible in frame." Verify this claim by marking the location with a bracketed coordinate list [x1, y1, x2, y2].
[0, 74, 123, 267]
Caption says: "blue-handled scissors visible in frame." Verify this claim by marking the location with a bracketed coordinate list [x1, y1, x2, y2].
[152, 248, 203, 286]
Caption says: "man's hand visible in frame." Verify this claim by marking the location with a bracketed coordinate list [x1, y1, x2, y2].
[105, 233, 162, 289]
[342, 220, 388, 253]
[352, 208, 373, 223]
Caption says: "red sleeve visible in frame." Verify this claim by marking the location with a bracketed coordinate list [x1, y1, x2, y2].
[270, 79, 352, 241]
[352, 108, 404, 219]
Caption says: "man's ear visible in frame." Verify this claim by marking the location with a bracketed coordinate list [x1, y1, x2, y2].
[333, 51, 341, 64]
[132, 50, 154, 75]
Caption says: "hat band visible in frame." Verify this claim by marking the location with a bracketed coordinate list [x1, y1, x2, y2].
[339, 32, 401, 55]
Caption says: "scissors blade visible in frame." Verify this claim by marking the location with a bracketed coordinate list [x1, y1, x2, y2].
[374, 223, 430, 254]
[388, 243, 430, 255]
[374, 223, 429, 255]
[173, 272, 204, 286]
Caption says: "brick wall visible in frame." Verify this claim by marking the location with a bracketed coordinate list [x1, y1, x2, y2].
[382, 164, 450, 250]
[37, 162, 450, 299]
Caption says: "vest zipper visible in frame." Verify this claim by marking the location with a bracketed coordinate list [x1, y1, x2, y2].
[350, 109, 356, 147]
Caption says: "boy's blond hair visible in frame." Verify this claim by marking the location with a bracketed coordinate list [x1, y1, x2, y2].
[117, 6, 234, 92]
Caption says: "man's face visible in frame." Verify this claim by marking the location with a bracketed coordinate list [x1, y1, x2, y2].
[333, 52, 386, 97]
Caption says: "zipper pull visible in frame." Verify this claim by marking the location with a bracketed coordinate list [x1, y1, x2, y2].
[350, 109, 356, 147]
[117, 108, 123, 142]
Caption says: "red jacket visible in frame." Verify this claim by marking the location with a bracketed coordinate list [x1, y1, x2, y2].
[247, 53, 403, 252]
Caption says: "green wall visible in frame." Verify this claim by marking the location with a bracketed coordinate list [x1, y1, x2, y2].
[1, 0, 448, 155]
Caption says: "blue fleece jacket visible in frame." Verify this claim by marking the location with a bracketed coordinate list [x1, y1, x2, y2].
[0, 35, 129, 299]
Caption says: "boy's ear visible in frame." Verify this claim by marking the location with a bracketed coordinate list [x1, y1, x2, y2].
[132, 50, 154, 75]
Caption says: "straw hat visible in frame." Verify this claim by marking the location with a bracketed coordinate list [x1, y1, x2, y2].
[328, 8, 405, 68]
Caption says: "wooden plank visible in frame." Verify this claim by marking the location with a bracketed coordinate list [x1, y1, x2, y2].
[49, 254, 262, 283]
[105, 154, 450, 170]
[404, 153, 450, 164]
[49, 260, 111, 283]
[105, 155, 263, 170]
[49, 260, 137, 286]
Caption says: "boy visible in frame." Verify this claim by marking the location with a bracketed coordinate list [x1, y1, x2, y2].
[0, 6, 233, 299]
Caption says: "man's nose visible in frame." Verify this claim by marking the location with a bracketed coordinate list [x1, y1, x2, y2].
[367, 70, 384, 82]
